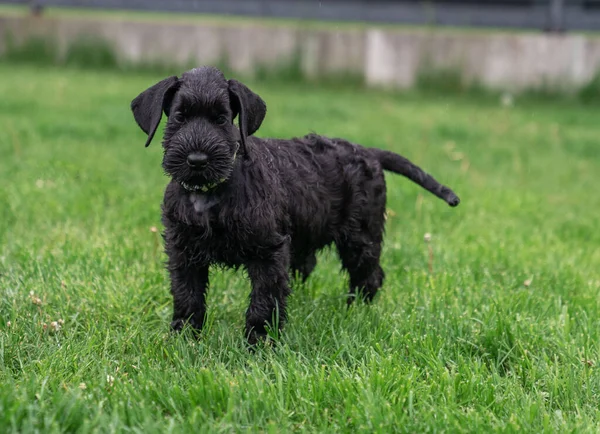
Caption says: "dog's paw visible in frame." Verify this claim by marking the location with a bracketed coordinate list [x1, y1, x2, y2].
[170, 316, 204, 337]
[170, 319, 185, 332]
[246, 328, 267, 346]
[245, 326, 281, 352]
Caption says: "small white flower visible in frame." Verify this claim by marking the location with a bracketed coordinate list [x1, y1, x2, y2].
[424, 233, 432, 243]
[29, 292, 42, 305]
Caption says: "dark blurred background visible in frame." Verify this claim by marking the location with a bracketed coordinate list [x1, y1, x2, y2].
[4, 0, 600, 31]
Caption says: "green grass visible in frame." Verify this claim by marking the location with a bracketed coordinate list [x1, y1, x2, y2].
[0, 62, 599, 433]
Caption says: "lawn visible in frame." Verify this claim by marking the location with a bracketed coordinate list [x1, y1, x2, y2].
[0, 63, 599, 433]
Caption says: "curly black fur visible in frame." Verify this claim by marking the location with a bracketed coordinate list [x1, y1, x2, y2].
[131, 66, 460, 345]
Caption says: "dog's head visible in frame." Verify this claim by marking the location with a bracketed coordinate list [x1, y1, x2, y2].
[130, 66, 266, 192]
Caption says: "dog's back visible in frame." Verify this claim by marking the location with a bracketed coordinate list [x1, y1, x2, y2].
[252, 134, 387, 257]
[257, 133, 458, 237]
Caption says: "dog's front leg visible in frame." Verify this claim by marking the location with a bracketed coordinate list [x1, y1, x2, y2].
[245, 243, 291, 345]
[168, 261, 209, 335]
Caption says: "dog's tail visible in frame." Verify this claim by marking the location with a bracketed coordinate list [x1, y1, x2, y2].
[371, 148, 460, 207]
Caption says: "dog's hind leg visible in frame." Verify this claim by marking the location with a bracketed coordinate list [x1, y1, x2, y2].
[291, 252, 317, 282]
[245, 241, 292, 345]
[338, 241, 385, 306]
[335, 201, 386, 307]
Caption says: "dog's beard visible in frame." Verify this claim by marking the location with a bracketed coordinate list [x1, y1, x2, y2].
[162, 141, 237, 190]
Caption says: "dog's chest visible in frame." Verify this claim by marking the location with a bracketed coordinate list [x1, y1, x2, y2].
[189, 192, 221, 214]
[185, 226, 245, 266]
[181, 193, 247, 265]
[165, 186, 284, 267]
[186, 193, 224, 235]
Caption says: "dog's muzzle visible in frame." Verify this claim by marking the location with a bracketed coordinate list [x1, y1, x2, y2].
[179, 143, 239, 193]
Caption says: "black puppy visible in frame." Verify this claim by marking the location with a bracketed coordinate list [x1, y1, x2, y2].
[131, 66, 460, 345]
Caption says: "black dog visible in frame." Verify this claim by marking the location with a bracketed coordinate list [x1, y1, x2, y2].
[131, 66, 460, 345]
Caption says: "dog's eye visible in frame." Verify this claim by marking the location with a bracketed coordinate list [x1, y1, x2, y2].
[215, 115, 228, 126]
[172, 112, 185, 123]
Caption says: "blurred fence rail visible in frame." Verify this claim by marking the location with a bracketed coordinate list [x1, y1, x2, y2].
[3, 0, 600, 32]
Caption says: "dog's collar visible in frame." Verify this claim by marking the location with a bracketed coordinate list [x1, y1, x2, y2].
[180, 179, 226, 193]
[179, 145, 239, 193]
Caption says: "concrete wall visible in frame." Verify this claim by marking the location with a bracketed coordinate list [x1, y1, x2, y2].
[366, 29, 600, 90]
[2, 14, 600, 91]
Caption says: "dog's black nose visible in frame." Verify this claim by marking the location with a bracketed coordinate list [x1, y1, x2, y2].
[187, 153, 209, 169]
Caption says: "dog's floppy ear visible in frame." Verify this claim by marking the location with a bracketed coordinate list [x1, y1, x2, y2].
[131, 76, 180, 147]
[228, 79, 267, 155]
